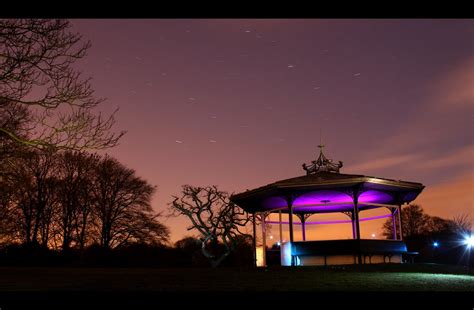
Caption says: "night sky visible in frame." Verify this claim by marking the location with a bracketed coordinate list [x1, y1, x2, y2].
[70, 19, 473, 242]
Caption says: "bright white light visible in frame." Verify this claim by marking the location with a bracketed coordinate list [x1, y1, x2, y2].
[281, 242, 292, 266]
[269, 235, 273, 240]
[371, 233, 376, 238]
[464, 235, 474, 248]
[433, 242, 439, 247]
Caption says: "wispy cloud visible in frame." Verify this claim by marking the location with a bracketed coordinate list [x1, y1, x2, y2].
[432, 56, 474, 109]
[416, 145, 474, 171]
[344, 145, 473, 181]
[345, 154, 420, 174]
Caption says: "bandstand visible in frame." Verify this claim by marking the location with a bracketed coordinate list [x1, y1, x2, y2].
[230, 146, 425, 266]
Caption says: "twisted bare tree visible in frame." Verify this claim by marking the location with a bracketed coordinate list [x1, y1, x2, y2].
[0, 19, 124, 151]
[169, 185, 252, 267]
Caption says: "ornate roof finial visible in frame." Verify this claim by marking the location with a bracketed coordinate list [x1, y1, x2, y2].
[302, 144, 343, 175]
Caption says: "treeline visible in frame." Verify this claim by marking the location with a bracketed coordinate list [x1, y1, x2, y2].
[0, 235, 254, 268]
[382, 204, 472, 266]
[0, 149, 169, 252]
[0, 148, 254, 267]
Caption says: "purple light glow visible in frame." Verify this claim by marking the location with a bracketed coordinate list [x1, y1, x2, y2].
[261, 190, 394, 212]
[294, 190, 351, 206]
[358, 190, 393, 204]
[293, 205, 354, 213]
[266, 213, 392, 226]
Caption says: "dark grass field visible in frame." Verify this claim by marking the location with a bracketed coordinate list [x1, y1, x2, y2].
[0, 263, 472, 292]
[0, 264, 472, 309]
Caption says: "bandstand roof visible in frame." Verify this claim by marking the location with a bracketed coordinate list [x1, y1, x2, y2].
[230, 146, 425, 214]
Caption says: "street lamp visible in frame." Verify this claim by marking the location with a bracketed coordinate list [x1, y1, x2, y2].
[464, 235, 474, 248]
[463, 234, 473, 270]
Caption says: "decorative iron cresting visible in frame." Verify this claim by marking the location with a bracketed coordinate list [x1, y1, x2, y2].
[302, 145, 343, 174]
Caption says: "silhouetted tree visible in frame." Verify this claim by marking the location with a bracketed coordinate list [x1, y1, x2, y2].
[383, 204, 431, 239]
[55, 151, 99, 251]
[169, 185, 252, 267]
[90, 155, 168, 249]
[174, 236, 207, 266]
[383, 204, 471, 241]
[0, 19, 124, 150]
[452, 213, 472, 235]
[0, 102, 31, 164]
[0, 165, 20, 246]
[7, 149, 59, 247]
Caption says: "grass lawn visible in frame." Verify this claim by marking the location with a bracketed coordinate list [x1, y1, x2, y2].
[0, 264, 472, 292]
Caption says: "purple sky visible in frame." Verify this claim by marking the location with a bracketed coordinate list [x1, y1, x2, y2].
[70, 19, 474, 242]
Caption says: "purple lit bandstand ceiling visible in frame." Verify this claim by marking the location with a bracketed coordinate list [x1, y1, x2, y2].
[230, 145, 425, 267]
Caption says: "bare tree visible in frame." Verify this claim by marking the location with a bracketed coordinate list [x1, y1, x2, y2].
[55, 151, 99, 251]
[117, 210, 170, 247]
[169, 185, 252, 267]
[452, 213, 472, 235]
[383, 205, 472, 240]
[0, 19, 124, 151]
[7, 149, 59, 246]
[90, 155, 168, 249]
[383, 204, 431, 239]
[0, 102, 31, 160]
[0, 167, 20, 245]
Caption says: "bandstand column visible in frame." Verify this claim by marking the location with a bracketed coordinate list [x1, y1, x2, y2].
[391, 208, 398, 240]
[397, 204, 403, 241]
[261, 212, 267, 267]
[301, 214, 307, 241]
[352, 195, 361, 240]
[252, 212, 257, 267]
[352, 190, 362, 265]
[287, 197, 295, 266]
[351, 210, 356, 239]
[279, 210, 283, 245]
[288, 199, 295, 244]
